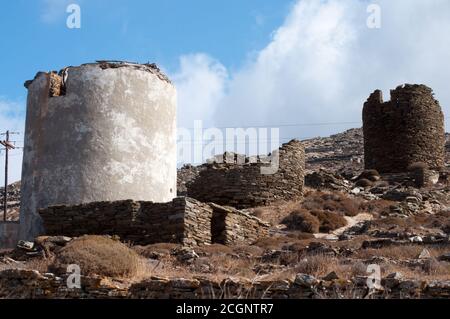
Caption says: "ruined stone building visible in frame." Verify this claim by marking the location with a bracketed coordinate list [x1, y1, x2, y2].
[363, 84, 446, 173]
[39, 198, 269, 246]
[186, 140, 305, 208]
[9, 61, 270, 247]
[19, 61, 177, 241]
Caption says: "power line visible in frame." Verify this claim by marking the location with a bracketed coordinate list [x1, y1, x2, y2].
[0, 130, 20, 221]
[181, 121, 362, 130]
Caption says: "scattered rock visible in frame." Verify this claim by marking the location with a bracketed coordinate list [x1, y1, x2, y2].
[322, 271, 339, 281]
[305, 170, 349, 191]
[357, 170, 381, 182]
[418, 249, 432, 260]
[307, 242, 338, 256]
[294, 274, 319, 287]
[409, 236, 423, 243]
[382, 188, 423, 203]
[362, 239, 394, 249]
[173, 247, 199, 264]
[17, 241, 34, 251]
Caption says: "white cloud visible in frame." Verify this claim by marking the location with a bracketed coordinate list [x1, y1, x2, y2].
[41, 0, 78, 23]
[0, 98, 26, 183]
[175, 0, 450, 139]
[172, 54, 228, 128]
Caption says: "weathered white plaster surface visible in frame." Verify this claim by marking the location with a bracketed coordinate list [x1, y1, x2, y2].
[19, 63, 177, 240]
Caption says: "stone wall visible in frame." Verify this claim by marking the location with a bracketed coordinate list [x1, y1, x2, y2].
[40, 197, 212, 246]
[39, 197, 268, 246]
[186, 140, 305, 208]
[20, 61, 177, 241]
[209, 203, 269, 245]
[1, 269, 449, 299]
[363, 84, 446, 173]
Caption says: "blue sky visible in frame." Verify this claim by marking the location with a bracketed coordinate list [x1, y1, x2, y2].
[0, 0, 292, 101]
[1, 0, 450, 182]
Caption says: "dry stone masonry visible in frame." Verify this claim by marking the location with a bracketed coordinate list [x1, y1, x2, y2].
[363, 84, 445, 173]
[1, 269, 449, 299]
[186, 140, 305, 208]
[39, 197, 269, 246]
[20, 61, 177, 241]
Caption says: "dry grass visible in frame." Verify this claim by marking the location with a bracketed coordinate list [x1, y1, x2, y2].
[371, 210, 450, 233]
[51, 235, 147, 279]
[24, 257, 53, 273]
[133, 243, 180, 258]
[355, 245, 449, 260]
[253, 236, 312, 251]
[259, 249, 450, 282]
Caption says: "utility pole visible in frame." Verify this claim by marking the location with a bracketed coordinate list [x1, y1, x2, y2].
[0, 131, 18, 221]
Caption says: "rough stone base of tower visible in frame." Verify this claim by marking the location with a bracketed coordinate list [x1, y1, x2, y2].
[363, 84, 445, 173]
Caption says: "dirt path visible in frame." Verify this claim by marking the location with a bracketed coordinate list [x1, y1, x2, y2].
[314, 213, 373, 240]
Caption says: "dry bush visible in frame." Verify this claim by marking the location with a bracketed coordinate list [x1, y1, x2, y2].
[359, 199, 394, 216]
[355, 178, 373, 188]
[52, 235, 145, 278]
[372, 180, 389, 188]
[302, 191, 361, 217]
[253, 236, 312, 251]
[196, 244, 234, 256]
[358, 169, 380, 181]
[407, 162, 428, 171]
[310, 210, 347, 233]
[253, 237, 294, 251]
[24, 257, 53, 273]
[251, 208, 265, 219]
[206, 253, 257, 278]
[232, 244, 265, 257]
[134, 243, 180, 258]
[286, 232, 315, 240]
[249, 201, 301, 226]
[295, 254, 337, 276]
[281, 209, 320, 233]
[422, 259, 450, 277]
[421, 210, 450, 234]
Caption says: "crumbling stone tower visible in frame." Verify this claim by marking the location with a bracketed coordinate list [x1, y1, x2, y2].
[363, 84, 445, 173]
[19, 61, 177, 240]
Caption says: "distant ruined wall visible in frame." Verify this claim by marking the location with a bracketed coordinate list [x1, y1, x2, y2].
[39, 197, 269, 246]
[186, 140, 305, 208]
[20, 62, 177, 241]
[363, 84, 445, 173]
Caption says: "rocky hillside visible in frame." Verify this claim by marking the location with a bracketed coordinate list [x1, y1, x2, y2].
[178, 128, 449, 194]
[1, 128, 450, 299]
[0, 181, 20, 221]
